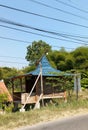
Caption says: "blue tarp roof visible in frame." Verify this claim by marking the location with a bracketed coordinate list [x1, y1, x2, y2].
[28, 56, 61, 76]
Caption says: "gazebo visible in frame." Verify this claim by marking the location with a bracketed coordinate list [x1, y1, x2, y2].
[11, 56, 80, 109]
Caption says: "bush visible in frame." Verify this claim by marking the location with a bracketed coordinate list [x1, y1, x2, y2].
[5, 103, 14, 113]
[0, 94, 8, 103]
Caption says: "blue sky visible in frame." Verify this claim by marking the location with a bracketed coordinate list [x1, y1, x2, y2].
[0, 0, 88, 69]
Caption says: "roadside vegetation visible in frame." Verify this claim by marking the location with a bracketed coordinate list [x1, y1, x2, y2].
[0, 95, 88, 130]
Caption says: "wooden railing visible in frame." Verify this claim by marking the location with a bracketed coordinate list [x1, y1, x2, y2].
[21, 91, 67, 105]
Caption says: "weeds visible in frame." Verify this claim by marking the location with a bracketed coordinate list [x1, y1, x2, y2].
[0, 97, 88, 130]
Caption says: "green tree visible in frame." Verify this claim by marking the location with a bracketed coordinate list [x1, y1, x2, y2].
[0, 67, 19, 80]
[22, 65, 36, 73]
[71, 46, 88, 69]
[46, 75, 73, 93]
[0, 67, 22, 89]
[57, 61, 66, 71]
[80, 70, 88, 89]
[59, 47, 67, 53]
[65, 55, 74, 70]
[25, 40, 52, 65]
[48, 50, 68, 70]
[0, 94, 8, 103]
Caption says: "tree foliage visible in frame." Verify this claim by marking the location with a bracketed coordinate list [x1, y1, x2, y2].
[80, 70, 88, 89]
[22, 65, 36, 73]
[25, 40, 51, 65]
[0, 94, 8, 103]
[47, 46, 88, 71]
[0, 67, 19, 80]
[0, 67, 23, 89]
[25, 41, 88, 71]
[71, 46, 88, 69]
[46, 76, 73, 93]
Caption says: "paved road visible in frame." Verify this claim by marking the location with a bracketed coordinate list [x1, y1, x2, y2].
[17, 114, 88, 130]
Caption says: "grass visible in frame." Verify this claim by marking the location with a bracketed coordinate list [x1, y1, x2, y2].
[0, 97, 88, 130]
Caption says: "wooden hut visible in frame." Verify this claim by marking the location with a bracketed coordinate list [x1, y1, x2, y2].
[11, 56, 74, 109]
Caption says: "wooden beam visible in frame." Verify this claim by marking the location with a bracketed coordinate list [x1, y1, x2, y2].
[11, 79, 14, 100]
[20, 78, 22, 92]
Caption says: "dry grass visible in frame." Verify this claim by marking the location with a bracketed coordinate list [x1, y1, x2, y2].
[0, 98, 88, 130]
[1, 88, 88, 130]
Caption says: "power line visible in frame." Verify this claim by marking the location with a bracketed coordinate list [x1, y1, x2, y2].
[0, 60, 27, 65]
[0, 55, 26, 60]
[1, 17, 88, 44]
[0, 34, 75, 50]
[53, 46, 74, 50]
[0, 24, 73, 41]
[0, 36, 31, 44]
[0, 33, 85, 50]
[0, 3, 88, 48]
[0, 4, 88, 29]
[27, 0, 88, 20]
[0, 24, 81, 44]
[0, 24, 88, 45]
[1, 17, 88, 39]
[1, 3, 88, 44]
[0, 30, 85, 51]
[57, 32, 88, 39]
[57, 33, 88, 43]
[0, 3, 88, 38]
[55, 0, 88, 14]
[0, 30, 78, 50]
[1, 23, 88, 41]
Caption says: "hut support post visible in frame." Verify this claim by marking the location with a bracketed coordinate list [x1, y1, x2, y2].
[20, 78, 22, 92]
[12, 79, 14, 99]
[40, 62, 44, 107]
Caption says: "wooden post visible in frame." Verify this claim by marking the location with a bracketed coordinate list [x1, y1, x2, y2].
[25, 77, 27, 92]
[74, 74, 80, 100]
[35, 80, 38, 101]
[12, 79, 14, 98]
[40, 62, 44, 107]
[76, 75, 79, 100]
[20, 78, 22, 92]
[12, 80, 14, 92]
[76, 73, 81, 100]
